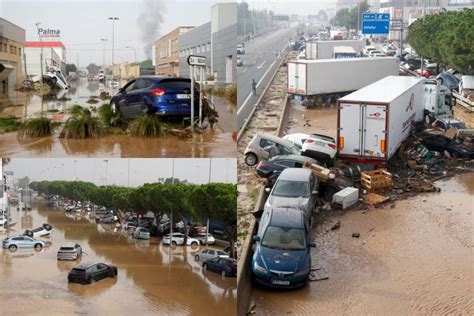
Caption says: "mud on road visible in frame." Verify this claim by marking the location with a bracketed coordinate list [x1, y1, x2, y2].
[252, 173, 474, 315]
[0, 199, 237, 315]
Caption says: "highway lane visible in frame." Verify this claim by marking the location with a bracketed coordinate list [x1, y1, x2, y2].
[237, 26, 297, 131]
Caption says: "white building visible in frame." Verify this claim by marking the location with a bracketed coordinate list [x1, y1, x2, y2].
[24, 41, 66, 77]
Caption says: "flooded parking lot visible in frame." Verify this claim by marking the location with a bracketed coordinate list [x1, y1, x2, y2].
[252, 173, 473, 315]
[0, 199, 236, 315]
[0, 79, 236, 158]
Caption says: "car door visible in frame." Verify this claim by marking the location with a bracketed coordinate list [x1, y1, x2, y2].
[120, 79, 149, 119]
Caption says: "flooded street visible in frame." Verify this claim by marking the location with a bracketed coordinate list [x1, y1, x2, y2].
[252, 173, 473, 315]
[0, 79, 236, 158]
[0, 199, 236, 315]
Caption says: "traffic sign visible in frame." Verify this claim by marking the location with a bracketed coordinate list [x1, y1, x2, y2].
[187, 55, 206, 67]
[362, 12, 390, 35]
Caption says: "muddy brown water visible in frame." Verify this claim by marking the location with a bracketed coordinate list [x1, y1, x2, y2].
[252, 173, 474, 315]
[0, 79, 236, 158]
[0, 200, 236, 315]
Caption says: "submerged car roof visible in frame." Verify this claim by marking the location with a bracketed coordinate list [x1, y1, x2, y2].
[269, 208, 304, 229]
[277, 168, 312, 181]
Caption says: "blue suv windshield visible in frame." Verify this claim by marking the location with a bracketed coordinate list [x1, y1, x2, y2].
[261, 226, 306, 250]
[272, 180, 310, 198]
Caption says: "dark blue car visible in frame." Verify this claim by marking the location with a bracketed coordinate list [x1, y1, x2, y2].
[252, 208, 316, 289]
[110, 76, 199, 119]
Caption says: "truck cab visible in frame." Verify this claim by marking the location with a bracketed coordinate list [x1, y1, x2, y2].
[424, 79, 452, 117]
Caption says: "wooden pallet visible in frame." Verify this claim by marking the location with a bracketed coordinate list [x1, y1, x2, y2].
[361, 169, 393, 192]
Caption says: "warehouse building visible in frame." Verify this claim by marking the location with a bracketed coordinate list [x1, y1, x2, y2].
[154, 26, 194, 76]
[178, 2, 237, 84]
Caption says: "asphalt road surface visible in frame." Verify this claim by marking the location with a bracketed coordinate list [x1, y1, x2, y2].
[237, 26, 297, 131]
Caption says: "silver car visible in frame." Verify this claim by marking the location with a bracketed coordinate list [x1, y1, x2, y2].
[57, 243, 82, 260]
[264, 168, 319, 228]
[244, 133, 301, 166]
[194, 248, 229, 262]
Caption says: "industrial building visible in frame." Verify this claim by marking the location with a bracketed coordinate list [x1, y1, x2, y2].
[154, 26, 194, 76]
[24, 41, 67, 77]
[0, 18, 25, 94]
[178, 2, 237, 84]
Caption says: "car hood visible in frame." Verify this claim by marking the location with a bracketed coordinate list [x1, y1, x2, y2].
[265, 196, 310, 210]
[257, 245, 308, 272]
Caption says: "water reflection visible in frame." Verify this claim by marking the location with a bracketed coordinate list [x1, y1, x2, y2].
[0, 199, 236, 315]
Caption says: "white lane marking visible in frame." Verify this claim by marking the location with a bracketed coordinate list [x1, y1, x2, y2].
[256, 61, 266, 69]
[237, 59, 276, 116]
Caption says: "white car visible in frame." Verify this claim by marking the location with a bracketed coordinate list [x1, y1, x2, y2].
[302, 133, 337, 164]
[432, 118, 467, 131]
[283, 133, 310, 150]
[23, 223, 54, 238]
[368, 50, 383, 57]
[109, 79, 119, 89]
[194, 248, 229, 262]
[195, 233, 216, 245]
[363, 46, 376, 56]
[162, 233, 199, 247]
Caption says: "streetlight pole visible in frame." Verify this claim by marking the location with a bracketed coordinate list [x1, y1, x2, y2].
[101, 38, 108, 69]
[74, 160, 77, 180]
[35, 22, 44, 87]
[108, 17, 119, 75]
[126, 46, 137, 63]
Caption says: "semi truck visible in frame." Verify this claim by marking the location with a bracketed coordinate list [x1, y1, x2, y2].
[305, 40, 365, 60]
[287, 57, 399, 99]
[337, 76, 425, 163]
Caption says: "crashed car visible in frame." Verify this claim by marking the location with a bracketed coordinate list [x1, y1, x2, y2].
[244, 133, 301, 166]
[256, 155, 319, 187]
[23, 223, 54, 238]
[302, 133, 337, 165]
[421, 134, 474, 159]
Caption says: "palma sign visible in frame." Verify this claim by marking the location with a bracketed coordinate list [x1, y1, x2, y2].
[38, 28, 61, 39]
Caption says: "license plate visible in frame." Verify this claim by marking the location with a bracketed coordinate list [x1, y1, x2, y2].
[271, 280, 290, 285]
[176, 94, 191, 99]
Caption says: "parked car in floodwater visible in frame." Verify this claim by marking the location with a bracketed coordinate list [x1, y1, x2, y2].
[162, 233, 200, 247]
[132, 227, 150, 240]
[194, 248, 229, 262]
[67, 263, 117, 284]
[57, 243, 82, 260]
[2, 236, 46, 251]
[252, 208, 316, 289]
[23, 223, 54, 238]
[203, 257, 237, 277]
[194, 233, 216, 245]
[110, 76, 199, 119]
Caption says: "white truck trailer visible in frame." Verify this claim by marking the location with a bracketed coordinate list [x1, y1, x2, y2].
[305, 40, 365, 60]
[337, 76, 425, 162]
[287, 57, 399, 97]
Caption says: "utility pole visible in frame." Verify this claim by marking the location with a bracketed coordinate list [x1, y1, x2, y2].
[101, 38, 108, 69]
[35, 22, 43, 86]
[108, 17, 119, 75]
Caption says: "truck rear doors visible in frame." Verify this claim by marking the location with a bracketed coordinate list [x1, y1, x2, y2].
[338, 103, 387, 159]
[288, 62, 306, 95]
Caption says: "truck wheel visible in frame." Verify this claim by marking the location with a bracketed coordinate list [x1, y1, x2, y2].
[245, 153, 258, 166]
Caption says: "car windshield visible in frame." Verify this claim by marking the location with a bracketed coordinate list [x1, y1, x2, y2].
[261, 226, 306, 250]
[272, 180, 310, 198]
[60, 247, 75, 251]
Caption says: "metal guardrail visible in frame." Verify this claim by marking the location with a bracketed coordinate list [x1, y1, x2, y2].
[452, 92, 474, 112]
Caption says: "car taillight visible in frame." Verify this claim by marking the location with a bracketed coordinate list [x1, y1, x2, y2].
[305, 139, 314, 143]
[150, 88, 165, 96]
[327, 143, 336, 149]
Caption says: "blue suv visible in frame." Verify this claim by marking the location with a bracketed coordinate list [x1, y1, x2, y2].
[252, 208, 316, 289]
[110, 76, 199, 119]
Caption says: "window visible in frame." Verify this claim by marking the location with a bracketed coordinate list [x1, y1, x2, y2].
[0, 44, 2, 52]
[18, 48, 21, 56]
[259, 138, 277, 148]
[3, 44, 6, 52]
[276, 160, 295, 168]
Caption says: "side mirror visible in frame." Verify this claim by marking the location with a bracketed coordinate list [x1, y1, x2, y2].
[264, 187, 271, 193]
[253, 236, 260, 242]
[308, 241, 316, 248]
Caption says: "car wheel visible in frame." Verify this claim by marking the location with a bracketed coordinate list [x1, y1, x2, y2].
[190, 241, 198, 248]
[171, 241, 177, 247]
[34, 243, 43, 251]
[195, 255, 200, 261]
[245, 153, 258, 166]
[8, 245, 17, 252]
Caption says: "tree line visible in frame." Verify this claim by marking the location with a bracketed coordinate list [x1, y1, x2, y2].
[407, 9, 474, 74]
[29, 181, 237, 246]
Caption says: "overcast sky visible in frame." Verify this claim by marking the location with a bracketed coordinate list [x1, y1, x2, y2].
[1, 0, 224, 65]
[4, 158, 237, 186]
[244, 0, 338, 15]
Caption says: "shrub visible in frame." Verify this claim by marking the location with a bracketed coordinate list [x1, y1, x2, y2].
[129, 115, 164, 137]
[59, 109, 104, 139]
[18, 117, 52, 138]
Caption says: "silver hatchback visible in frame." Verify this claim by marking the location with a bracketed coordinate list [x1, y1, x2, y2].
[244, 133, 301, 166]
[57, 243, 82, 260]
